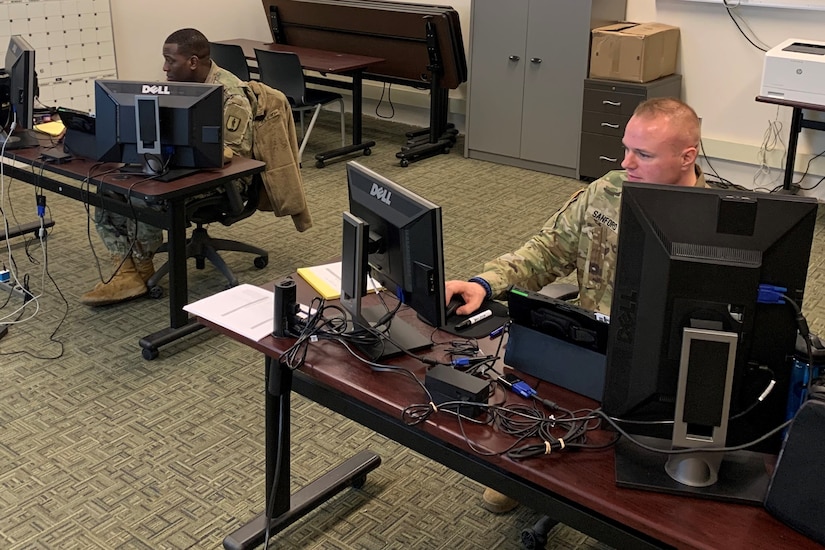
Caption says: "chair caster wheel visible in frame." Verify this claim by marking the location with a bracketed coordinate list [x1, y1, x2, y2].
[149, 286, 164, 299]
[315, 160, 325, 168]
[400, 158, 410, 167]
[363, 147, 371, 156]
[520, 516, 557, 550]
[196, 257, 205, 270]
[254, 256, 268, 269]
[142, 347, 159, 360]
[351, 474, 367, 489]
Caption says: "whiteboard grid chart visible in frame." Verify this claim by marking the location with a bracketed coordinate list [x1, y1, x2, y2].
[0, 0, 117, 114]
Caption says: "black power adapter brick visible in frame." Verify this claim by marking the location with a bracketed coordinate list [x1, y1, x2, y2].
[41, 148, 73, 164]
[425, 365, 489, 417]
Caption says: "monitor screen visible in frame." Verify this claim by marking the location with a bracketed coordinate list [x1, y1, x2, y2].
[94, 79, 224, 173]
[343, 161, 447, 358]
[2, 35, 38, 149]
[603, 181, 817, 502]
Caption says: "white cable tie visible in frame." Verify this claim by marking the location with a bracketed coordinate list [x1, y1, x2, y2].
[430, 401, 438, 413]
[544, 441, 552, 455]
[558, 438, 566, 450]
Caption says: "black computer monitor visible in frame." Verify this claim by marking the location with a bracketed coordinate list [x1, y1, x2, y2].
[603, 181, 817, 504]
[2, 35, 38, 148]
[94, 80, 224, 179]
[342, 161, 446, 359]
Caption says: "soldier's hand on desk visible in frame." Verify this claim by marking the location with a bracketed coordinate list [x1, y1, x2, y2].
[445, 280, 486, 316]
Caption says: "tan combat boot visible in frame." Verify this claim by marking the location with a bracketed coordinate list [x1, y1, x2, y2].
[80, 255, 147, 306]
[133, 257, 156, 284]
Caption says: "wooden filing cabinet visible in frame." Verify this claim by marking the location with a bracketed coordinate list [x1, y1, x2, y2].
[578, 74, 682, 180]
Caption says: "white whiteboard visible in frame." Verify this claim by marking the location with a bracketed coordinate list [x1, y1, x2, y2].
[678, 0, 825, 11]
[0, 0, 116, 113]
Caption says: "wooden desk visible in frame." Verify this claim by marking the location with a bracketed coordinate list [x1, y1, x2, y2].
[201, 279, 819, 550]
[2, 147, 265, 360]
[756, 95, 825, 193]
[219, 39, 383, 168]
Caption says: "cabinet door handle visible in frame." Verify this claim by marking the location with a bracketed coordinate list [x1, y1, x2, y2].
[530, 57, 542, 64]
[602, 100, 622, 106]
[600, 122, 620, 129]
[509, 55, 520, 61]
[599, 155, 618, 162]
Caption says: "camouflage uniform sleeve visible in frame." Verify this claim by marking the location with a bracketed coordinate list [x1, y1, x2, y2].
[223, 93, 253, 159]
[476, 185, 593, 299]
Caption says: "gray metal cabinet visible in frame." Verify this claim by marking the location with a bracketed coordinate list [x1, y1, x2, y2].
[465, 0, 626, 178]
[579, 74, 683, 180]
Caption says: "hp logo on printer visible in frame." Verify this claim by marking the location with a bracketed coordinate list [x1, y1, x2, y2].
[141, 84, 171, 95]
[370, 183, 392, 205]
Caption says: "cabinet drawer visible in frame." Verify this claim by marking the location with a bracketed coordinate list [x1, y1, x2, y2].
[582, 89, 645, 116]
[579, 132, 625, 180]
[581, 110, 629, 137]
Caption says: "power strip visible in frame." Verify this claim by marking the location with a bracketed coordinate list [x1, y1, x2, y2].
[0, 279, 31, 302]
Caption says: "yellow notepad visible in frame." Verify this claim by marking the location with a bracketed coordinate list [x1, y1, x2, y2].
[34, 120, 66, 137]
[297, 261, 383, 300]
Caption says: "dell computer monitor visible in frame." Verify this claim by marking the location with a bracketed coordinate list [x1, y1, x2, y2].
[603, 181, 817, 503]
[2, 35, 38, 148]
[94, 80, 224, 178]
[342, 161, 447, 358]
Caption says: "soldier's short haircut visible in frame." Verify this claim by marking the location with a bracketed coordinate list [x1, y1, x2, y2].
[633, 97, 700, 148]
[165, 28, 210, 61]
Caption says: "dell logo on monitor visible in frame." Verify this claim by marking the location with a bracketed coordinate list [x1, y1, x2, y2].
[370, 183, 392, 205]
[141, 84, 171, 95]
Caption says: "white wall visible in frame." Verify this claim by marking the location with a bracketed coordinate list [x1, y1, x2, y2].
[109, 0, 825, 197]
[629, 0, 825, 197]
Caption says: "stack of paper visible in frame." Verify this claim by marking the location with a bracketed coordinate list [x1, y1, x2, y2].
[34, 120, 66, 137]
[184, 284, 274, 341]
[297, 261, 383, 300]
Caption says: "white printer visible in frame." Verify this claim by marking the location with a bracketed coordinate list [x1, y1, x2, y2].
[761, 38, 825, 106]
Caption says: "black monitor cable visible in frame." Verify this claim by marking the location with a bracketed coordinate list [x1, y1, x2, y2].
[81, 163, 132, 284]
[86, 171, 159, 286]
[262, 379, 289, 550]
[373, 82, 395, 120]
[721, 0, 769, 53]
[594, 407, 791, 457]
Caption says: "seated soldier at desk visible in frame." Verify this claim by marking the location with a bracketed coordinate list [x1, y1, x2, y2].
[444, 97, 706, 513]
[80, 28, 254, 307]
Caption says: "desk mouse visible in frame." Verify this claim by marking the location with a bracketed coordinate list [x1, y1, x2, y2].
[445, 296, 465, 319]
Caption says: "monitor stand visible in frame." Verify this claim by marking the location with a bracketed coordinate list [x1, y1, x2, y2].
[119, 163, 199, 182]
[613, 435, 771, 505]
[352, 304, 432, 361]
[0, 128, 40, 149]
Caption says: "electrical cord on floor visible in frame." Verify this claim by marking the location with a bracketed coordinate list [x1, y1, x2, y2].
[374, 82, 395, 120]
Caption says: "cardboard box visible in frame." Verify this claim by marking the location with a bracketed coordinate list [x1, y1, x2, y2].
[589, 22, 680, 83]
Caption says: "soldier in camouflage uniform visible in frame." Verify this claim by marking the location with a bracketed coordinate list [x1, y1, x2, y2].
[445, 97, 707, 513]
[81, 29, 254, 307]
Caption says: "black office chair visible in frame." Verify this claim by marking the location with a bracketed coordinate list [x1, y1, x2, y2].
[254, 48, 345, 163]
[146, 174, 269, 296]
[209, 42, 252, 81]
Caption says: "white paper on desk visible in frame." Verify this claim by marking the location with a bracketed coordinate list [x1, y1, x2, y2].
[184, 284, 274, 341]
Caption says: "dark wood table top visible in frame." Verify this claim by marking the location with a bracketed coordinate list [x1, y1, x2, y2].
[201, 279, 820, 550]
[4, 146, 266, 201]
[218, 38, 384, 74]
[756, 95, 825, 112]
